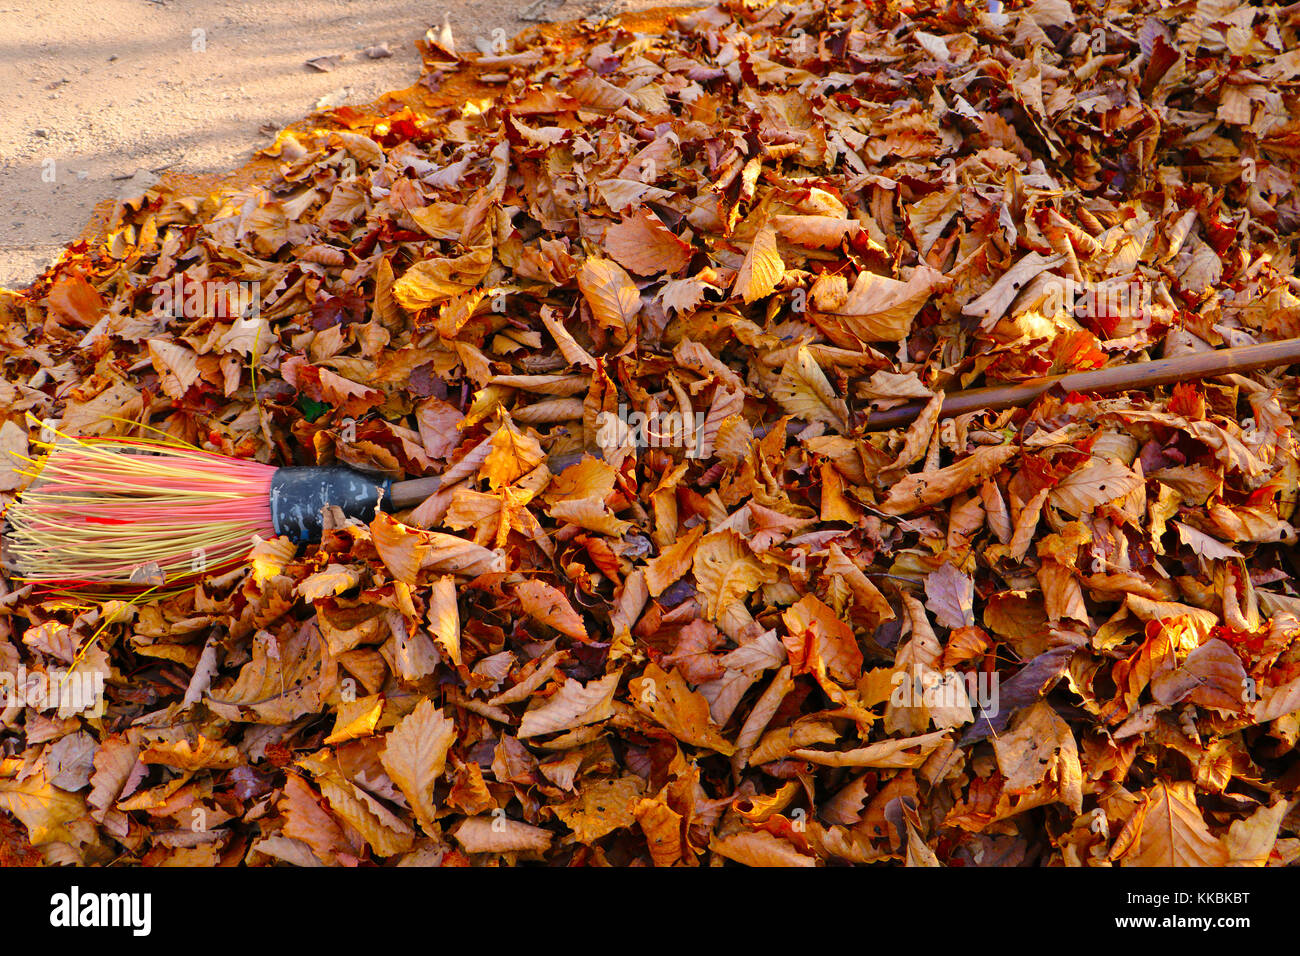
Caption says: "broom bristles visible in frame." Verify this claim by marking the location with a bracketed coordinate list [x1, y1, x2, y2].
[2, 435, 277, 587]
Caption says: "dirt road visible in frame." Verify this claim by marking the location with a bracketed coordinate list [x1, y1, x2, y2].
[0, 0, 681, 290]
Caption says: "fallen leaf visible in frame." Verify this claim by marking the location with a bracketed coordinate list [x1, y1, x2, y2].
[380, 699, 457, 832]
[1110, 781, 1229, 867]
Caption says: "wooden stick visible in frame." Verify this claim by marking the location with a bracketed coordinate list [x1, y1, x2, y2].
[389, 475, 442, 509]
[863, 338, 1300, 432]
[387, 338, 1300, 504]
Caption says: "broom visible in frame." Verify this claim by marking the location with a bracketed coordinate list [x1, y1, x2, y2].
[1, 434, 441, 589]
[4, 337, 1300, 589]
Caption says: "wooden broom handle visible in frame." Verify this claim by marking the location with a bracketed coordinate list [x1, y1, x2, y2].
[389, 475, 443, 509]
[387, 337, 1300, 505]
[864, 337, 1300, 432]
[384, 450, 590, 509]
[388, 451, 588, 509]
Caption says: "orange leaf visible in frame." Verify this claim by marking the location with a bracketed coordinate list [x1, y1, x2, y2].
[578, 257, 640, 335]
[515, 580, 588, 641]
[734, 223, 783, 304]
[603, 208, 693, 276]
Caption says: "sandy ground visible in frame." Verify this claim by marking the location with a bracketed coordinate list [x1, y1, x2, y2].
[0, 0, 686, 290]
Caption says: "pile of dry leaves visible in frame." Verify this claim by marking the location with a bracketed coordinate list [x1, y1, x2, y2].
[3, 0, 1300, 866]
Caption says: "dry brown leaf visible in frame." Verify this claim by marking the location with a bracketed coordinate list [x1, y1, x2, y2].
[878, 444, 1018, 515]
[818, 264, 946, 343]
[734, 223, 784, 304]
[710, 829, 816, 867]
[518, 670, 620, 738]
[1110, 781, 1229, 866]
[992, 701, 1083, 812]
[693, 530, 776, 639]
[0, 766, 86, 846]
[370, 513, 430, 584]
[578, 257, 640, 335]
[773, 346, 849, 433]
[630, 663, 735, 755]
[635, 797, 685, 867]
[1050, 460, 1143, 516]
[451, 815, 552, 854]
[428, 575, 462, 666]
[481, 414, 545, 489]
[515, 579, 588, 641]
[791, 729, 950, 767]
[380, 699, 457, 832]
[552, 775, 643, 843]
[603, 208, 693, 276]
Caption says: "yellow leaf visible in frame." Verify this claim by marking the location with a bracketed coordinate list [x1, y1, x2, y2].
[547, 495, 633, 536]
[711, 829, 817, 867]
[751, 718, 840, 764]
[772, 346, 849, 433]
[323, 695, 385, 745]
[630, 662, 735, 755]
[693, 530, 777, 639]
[1110, 781, 1229, 866]
[578, 257, 640, 334]
[445, 487, 521, 546]
[546, 455, 617, 503]
[408, 201, 467, 239]
[380, 698, 457, 832]
[139, 736, 242, 770]
[735, 223, 783, 304]
[297, 564, 363, 601]
[481, 414, 545, 489]
[248, 535, 297, 586]
[428, 575, 461, 666]
[635, 797, 686, 867]
[393, 246, 492, 311]
[646, 524, 706, 597]
[1225, 800, 1289, 866]
[553, 775, 644, 843]
[0, 767, 85, 846]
